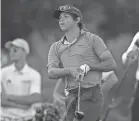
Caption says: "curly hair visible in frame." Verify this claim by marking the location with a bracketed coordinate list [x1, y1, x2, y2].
[34, 103, 61, 121]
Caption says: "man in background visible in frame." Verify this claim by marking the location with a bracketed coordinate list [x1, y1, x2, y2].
[1, 38, 42, 121]
[122, 32, 139, 121]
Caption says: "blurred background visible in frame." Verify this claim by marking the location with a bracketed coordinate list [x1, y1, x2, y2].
[1, 0, 139, 102]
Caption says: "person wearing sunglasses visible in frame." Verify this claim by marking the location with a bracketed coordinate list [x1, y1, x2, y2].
[1, 38, 42, 121]
[48, 5, 117, 121]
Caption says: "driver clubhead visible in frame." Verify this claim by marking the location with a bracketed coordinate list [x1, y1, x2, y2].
[74, 111, 84, 120]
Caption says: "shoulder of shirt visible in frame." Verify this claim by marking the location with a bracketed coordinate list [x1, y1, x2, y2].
[84, 31, 100, 39]
[51, 32, 100, 46]
[83, 31, 103, 45]
[50, 41, 62, 49]
[85, 31, 94, 37]
[1, 64, 14, 73]
[26, 65, 41, 78]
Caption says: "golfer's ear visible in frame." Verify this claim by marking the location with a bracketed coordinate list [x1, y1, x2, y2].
[76, 17, 81, 24]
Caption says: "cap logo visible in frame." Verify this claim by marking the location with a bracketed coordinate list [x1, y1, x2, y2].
[59, 5, 71, 11]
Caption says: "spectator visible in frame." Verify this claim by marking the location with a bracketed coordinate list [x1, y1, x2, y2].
[122, 32, 139, 121]
[1, 38, 42, 121]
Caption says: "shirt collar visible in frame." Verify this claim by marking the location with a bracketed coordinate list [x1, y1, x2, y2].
[60, 29, 86, 44]
[13, 63, 29, 74]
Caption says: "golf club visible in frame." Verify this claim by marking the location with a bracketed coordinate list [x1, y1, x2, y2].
[74, 72, 85, 120]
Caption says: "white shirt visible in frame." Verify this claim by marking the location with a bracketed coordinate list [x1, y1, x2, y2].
[1, 63, 41, 119]
[102, 71, 118, 89]
[122, 32, 139, 80]
[102, 71, 114, 82]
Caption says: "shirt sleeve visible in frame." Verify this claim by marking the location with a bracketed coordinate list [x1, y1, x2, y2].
[30, 72, 41, 94]
[122, 32, 139, 64]
[91, 34, 108, 58]
[47, 42, 60, 69]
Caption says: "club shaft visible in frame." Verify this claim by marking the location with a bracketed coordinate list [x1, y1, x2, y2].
[77, 74, 84, 111]
[77, 81, 81, 111]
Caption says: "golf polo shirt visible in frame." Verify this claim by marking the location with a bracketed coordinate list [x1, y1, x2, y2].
[1, 63, 41, 119]
[48, 30, 109, 90]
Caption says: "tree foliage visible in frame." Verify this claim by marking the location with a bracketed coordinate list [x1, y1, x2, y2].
[2, 0, 139, 47]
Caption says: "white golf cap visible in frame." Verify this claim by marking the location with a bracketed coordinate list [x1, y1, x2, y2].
[5, 38, 30, 54]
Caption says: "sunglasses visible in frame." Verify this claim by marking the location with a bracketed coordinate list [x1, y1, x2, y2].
[10, 47, 18, 53]
[59, 5, 71, 11]
[9, 46, 21, 53]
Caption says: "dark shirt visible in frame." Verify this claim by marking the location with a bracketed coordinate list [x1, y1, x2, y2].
[48, 30, 109, 89]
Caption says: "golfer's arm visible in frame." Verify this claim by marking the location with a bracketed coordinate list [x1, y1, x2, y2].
[48, 66, 70, 79]
[89, 51, 117, 72]
[48, 43, 70, 79]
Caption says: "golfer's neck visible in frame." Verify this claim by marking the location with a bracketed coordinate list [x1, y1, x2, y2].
[66, 26, 80, 43]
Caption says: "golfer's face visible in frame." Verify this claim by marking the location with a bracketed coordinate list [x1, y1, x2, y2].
[9, 46, 25, 61]
[59, 12, 76, 31]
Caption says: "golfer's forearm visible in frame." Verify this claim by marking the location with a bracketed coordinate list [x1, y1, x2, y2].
[90, 59, 117, 72]
[48, 68, 70, 79]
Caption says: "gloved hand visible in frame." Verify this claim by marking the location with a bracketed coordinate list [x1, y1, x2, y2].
[80, 64, 90, 74]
